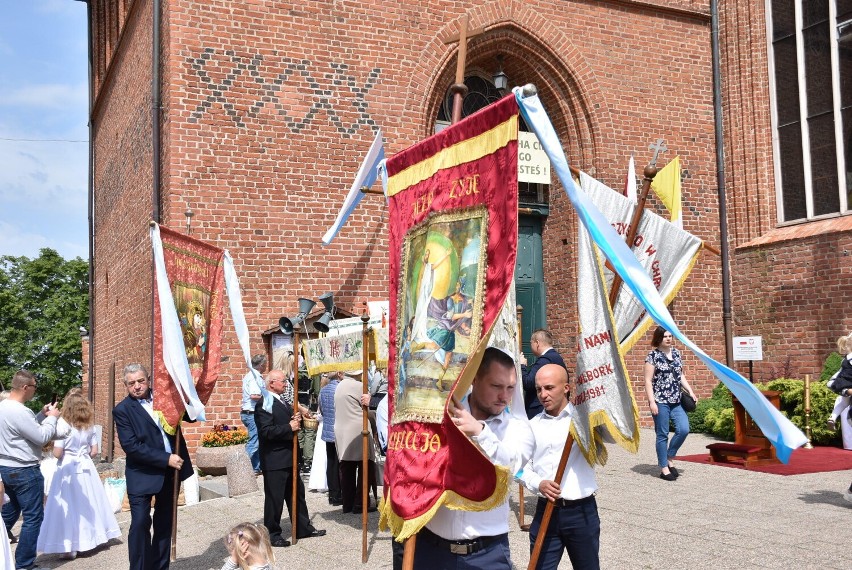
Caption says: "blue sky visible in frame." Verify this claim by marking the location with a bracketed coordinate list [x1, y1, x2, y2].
[0, 1, 89, 260]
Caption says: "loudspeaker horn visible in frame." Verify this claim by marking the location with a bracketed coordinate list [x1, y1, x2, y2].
[297, 297, 317, 315]
[279, 314, 304, 334]
[314, 311, 333, 333]
[317, 292, 334, 313]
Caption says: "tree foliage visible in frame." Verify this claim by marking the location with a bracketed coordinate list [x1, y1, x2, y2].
[0, 249, 88, 408]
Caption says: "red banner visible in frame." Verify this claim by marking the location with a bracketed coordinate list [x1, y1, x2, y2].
[153, 225, 226, 433]
[380, 95, 518, 537]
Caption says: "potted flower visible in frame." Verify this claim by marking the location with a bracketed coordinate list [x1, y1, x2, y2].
[195, 424, 249, 476]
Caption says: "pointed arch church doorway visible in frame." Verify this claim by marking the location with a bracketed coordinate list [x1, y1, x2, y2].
[433, 73, 549, 361]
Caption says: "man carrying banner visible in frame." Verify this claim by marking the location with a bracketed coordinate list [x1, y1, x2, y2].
[520, 330, 567, 419]
[520, 364, 600, 570]
[255, 369, 325, 547]
[415, 347, 534, 569]
[113, 363, 194, 570]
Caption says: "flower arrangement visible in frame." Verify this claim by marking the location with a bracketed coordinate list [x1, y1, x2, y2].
[200, 424, 249, 448]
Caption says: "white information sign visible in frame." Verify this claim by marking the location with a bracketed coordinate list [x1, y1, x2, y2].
[733, 336, 763, 361]
[518, 131, 551, 184]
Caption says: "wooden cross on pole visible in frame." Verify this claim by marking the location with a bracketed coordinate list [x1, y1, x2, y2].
[443, 14, 485, 124]
[606, 139, 665, 307]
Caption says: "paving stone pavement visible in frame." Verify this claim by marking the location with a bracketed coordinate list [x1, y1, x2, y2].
[14, 429, 852, 569]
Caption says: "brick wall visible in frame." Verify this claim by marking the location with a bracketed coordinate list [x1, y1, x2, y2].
[90, 0, 848, 456]
[720, 1, 851, 383]
[90, 0, 156, 455]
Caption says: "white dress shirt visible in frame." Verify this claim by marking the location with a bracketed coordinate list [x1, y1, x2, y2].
[425, 400, 534, 540]
[375, 394, 388, 451]
[139, 397, 172, 454]
[520, 404, 598, 500]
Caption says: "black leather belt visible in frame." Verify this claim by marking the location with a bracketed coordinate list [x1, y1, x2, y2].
[538, 495, 595, 508]
[420, 527, 507, 556]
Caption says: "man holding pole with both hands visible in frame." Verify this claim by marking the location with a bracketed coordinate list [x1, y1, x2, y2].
[520, 364, 600, 570]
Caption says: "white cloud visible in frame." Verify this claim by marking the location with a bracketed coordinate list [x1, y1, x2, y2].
[0, 82, 88, 112]
[0, 220, 88, 260]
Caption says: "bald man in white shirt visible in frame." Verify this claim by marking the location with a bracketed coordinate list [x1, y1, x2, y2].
[520, 364, 600, 570]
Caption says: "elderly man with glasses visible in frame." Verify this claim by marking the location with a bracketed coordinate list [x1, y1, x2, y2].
[0, 369, 61, 570]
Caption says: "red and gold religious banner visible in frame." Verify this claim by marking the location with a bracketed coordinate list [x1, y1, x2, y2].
[379, 95, 519, 538]
[152, 224, 227, 434]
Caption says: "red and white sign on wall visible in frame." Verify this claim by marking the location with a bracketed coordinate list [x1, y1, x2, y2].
[733, 336, 763, 361]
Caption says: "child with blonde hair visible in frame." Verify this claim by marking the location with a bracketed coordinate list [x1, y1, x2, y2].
[221, 522, 275, 570]
[827, 333, 852, 431]
[37, 394, 120, 559]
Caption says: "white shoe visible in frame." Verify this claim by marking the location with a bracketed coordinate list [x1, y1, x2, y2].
[843, 491, 852, 504]
[60, 551, 78, 560]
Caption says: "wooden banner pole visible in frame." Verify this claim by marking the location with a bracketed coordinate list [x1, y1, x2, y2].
[402, 535, 417, 570]
[527, 436, 574, 570]
[516, 304, 529, 532]
[361, 309, 371, 563]
[169, 422, 182, 562]
[291, 327, 301, 546]
[607, 162, 658, 307]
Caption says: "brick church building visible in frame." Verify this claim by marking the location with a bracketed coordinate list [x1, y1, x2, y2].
[82, 0, 851, 453]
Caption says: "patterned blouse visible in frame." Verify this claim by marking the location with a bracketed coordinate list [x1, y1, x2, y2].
[645, 347, 683, 404]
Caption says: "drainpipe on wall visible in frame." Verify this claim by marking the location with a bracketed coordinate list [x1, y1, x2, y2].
[78, 0, 96, 403]
[151, 0, 162, 377]
[152, 0, 162, 224]
[711, 0, 733, 366]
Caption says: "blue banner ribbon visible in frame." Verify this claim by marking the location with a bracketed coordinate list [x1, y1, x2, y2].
[514, 87, 807, 462]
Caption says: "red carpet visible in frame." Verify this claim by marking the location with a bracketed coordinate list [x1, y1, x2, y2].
[677, 445, 852, 475]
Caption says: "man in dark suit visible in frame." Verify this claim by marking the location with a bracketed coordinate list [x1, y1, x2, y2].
[255, 369, 325, 547]
[520, 329, 568, 418]
[113, 363, 193, 570]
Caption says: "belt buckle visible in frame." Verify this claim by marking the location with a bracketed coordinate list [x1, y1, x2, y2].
[450, 543, 471, 555]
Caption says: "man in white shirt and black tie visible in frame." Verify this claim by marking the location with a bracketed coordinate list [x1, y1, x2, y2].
[520, 363, 600, 570]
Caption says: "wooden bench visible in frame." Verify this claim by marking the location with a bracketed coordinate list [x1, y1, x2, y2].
[706, 443, 763, 467]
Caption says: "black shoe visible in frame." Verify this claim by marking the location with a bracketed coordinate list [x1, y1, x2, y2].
[353, 504, 378, 514]
[270, 537, 291, 547]
[298, 529, 326, 539]
[659, 471, 677, 481]
[329, 498, 343, 506]
[668, 465, 679, 478]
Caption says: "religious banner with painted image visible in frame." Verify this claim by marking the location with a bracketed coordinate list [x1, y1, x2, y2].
[151, 224, 227, 434]
[379, 94, 519, 538]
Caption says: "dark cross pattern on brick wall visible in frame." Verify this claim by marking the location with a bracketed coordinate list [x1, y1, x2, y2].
[186, 48, 381, 136]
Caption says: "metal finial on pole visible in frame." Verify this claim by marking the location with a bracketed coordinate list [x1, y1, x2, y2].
[184, 206, 194, 234]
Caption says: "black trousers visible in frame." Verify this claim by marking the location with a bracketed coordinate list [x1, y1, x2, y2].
[127, 470, 176, 570]
[262, 467, 314, 540]
[339, 459, 376, 513]
[325, 441, 342, 502]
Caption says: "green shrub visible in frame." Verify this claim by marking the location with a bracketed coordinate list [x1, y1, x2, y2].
[704, 407, 735, 440]
[687, 375, 840, 445]
[710, 382, 732, 402]
[686, 397, 731, 434]
[758, 378, 841, 446]
[821, 352, 843, 383]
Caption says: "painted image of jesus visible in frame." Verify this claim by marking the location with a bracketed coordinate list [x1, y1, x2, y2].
[424, 276, 473, 371]
[393, 210, 486, 424]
